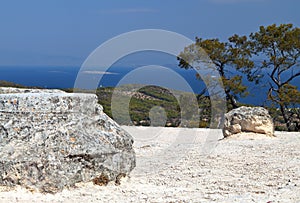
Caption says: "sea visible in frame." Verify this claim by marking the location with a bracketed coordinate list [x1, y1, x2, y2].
[0, 65, 299, 106]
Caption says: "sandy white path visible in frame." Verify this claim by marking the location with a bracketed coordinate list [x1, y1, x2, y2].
[0, 126, 299, 203]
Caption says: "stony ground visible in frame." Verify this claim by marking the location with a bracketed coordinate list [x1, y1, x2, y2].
[0, 126, 299, 203]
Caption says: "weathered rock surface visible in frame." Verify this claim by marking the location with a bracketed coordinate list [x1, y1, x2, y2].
[0, 87, 65, 94]
[0, 88, 135, 193]
[223, 106, 274, 137]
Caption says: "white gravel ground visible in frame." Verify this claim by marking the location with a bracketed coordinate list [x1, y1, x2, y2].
[0, 126, 299, 203]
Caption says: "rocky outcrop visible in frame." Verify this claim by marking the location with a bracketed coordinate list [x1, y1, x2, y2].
[0, 88, 135, 193]
[223, 106, 274, 137]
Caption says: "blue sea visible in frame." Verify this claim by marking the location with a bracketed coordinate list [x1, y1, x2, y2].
[0, 65, 299, 106]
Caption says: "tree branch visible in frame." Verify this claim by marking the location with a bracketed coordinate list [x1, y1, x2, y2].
[267, 87, 280, 104]
[282, 71, 300, 86]
[278, 61, 296, 75]
[268, 68, 280, 87]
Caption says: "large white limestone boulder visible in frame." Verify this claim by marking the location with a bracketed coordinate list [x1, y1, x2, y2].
[0, 88, 135, 193]
[223, 106, 274, 137]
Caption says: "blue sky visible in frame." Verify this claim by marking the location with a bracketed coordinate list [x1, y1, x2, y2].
[0, 0, 299, 66]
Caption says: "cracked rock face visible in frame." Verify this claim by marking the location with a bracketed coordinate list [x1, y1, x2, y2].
[0, 88, 135, 193]
[223, 106, 274, 137]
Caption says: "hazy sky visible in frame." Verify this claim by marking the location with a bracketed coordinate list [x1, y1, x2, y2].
[0, 0, 299, 66]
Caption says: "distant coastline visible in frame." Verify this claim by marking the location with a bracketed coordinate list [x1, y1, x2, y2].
[1, 66, 299, 106]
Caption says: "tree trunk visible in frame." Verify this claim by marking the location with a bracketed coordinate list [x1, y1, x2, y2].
[225, 89, 238, 109]
[279, 104, 292, 131]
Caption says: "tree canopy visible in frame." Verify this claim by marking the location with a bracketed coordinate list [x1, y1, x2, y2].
[178, 35, 253, 109]
[249, 24, 300, 130]
[179, 23, 300, 131]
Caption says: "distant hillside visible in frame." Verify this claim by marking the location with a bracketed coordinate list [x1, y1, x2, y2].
[96, 84, 211, 127]
[0, 80, 27, 88]
[0, 80, 43, 89]
[1, 80, 298, 130]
